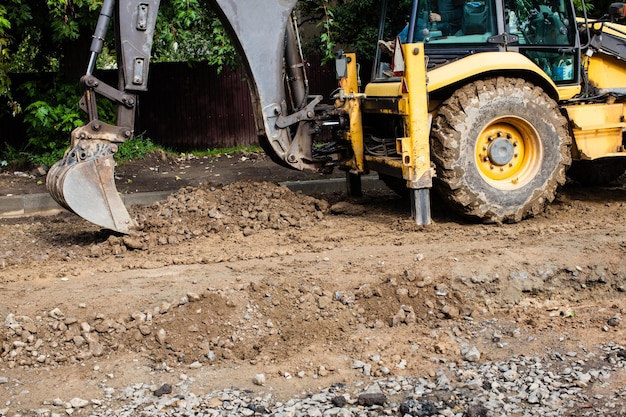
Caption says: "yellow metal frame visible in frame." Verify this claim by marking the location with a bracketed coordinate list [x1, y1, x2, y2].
[564, 103, 626, 159]
[428, 52, 581, 101]
[585, 51, 626, 91]
[343, 38, 626, 184]
[336, 53, 367, 173]
[397, 42, 432, 188]
[569, 20, 626, 160]
[337, 46, 432, 189]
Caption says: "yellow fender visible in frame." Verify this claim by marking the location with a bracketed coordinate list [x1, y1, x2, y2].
[427, 52, 580, 101]
[364, 52, 581, 102]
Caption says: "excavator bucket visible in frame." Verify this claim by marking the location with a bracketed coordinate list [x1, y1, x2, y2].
[46, 140, 136, 234]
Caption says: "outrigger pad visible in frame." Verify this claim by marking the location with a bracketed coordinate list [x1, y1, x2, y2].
[47, 143, 136, 234]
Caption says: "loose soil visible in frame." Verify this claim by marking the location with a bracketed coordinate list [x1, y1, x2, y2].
[1, 151, 626, 414]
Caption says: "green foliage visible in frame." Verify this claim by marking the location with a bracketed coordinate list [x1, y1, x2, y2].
[298, 0, 413, 62]
[1, 3, 13, 111]
[28, 145, 66, 168]
[572, 0, 594, 14]
[21, 80, 85, 155]
[205, 19, 237, 73]
[16, 77, 114, 167]
[318, 1, 337, 64]
[192, 146, 263, 158]
[2, 0, 99, 77]
[0, 4, 10, 60]
[0, 143, 29, 170]
[152, 0, 237, 72]
[115, 142, 263, 164]
[329, 0, 378, 59]
[45, 0, 100, 43]
[115, 134, 160, 161]
[2, 0, 241, 76]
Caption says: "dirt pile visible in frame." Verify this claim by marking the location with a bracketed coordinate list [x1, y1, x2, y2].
[1, 252, 472, 377]
[93, 181, 330, 256]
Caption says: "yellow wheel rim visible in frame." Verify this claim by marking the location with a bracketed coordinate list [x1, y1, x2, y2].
[475, 117, 543, 190]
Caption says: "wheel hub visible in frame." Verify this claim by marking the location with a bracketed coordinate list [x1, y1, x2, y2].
[475, 120, 541, 188]
[488, 137, 515, 166]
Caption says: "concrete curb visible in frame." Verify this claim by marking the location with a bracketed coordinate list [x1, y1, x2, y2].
[0, 176, 384, 219]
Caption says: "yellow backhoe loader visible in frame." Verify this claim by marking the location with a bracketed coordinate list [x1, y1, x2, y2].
[46, 0, 626, 233]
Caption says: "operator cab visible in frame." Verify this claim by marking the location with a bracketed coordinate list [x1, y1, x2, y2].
[373, 0, 580, 85]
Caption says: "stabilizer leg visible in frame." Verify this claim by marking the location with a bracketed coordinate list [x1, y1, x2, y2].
[410, 188, 431, 225]
[346, 172, 363, 197]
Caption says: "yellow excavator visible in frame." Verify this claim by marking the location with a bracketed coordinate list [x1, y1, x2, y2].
[46, 0, 626, 233]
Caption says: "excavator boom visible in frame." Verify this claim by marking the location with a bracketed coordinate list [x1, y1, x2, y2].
[46, 0, 327, 233]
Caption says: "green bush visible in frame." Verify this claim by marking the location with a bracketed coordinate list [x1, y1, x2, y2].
[115, 134, 160, 161]
[0, 143, 30, 170]
[192, 145, 262, 157]
[20, 80, 85, 158]
[0, 72, 164, 169]
[10, 77, 116, 168]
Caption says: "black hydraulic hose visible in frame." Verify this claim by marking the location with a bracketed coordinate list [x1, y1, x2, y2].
[407, 0, 419, 46]
[87, 0, 116, 75]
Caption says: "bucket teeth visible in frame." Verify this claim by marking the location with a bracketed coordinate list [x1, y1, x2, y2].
[46, 140, 136, 234]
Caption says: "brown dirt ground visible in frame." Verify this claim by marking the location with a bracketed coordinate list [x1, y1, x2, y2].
[1, 151, 626, 413]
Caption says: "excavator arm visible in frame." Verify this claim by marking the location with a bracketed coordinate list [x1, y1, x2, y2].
[47, 0, 331, 233]
[210, 0, 324, 170]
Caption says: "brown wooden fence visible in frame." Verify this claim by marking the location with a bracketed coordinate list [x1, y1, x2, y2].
[137, 61, 258, 150]
[2, 57, 339, 153]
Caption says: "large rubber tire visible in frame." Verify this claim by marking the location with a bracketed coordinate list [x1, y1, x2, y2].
[567, 159, 626, 186]
[431, 77, 572, 223]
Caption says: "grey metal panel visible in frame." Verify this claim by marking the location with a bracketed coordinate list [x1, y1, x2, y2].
[119, 0, 161, 91]
[209, 0, 300, 164]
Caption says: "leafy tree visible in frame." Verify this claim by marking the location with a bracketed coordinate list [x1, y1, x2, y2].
[152, 0, 236, 70]
[4, 0, 237, 75]
[0, 2, 19, 117]
[1, 0, 100, 165]
[1, 0, 239, 166]
[298, 0, 413, 62]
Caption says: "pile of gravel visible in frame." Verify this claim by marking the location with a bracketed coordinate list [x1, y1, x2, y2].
[3, 342, 624, 416]
[90, 181, 329, 255]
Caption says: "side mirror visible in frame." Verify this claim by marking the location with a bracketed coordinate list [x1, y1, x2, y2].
[609, 3, 626, 20]
[335, 51, 348, 79]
